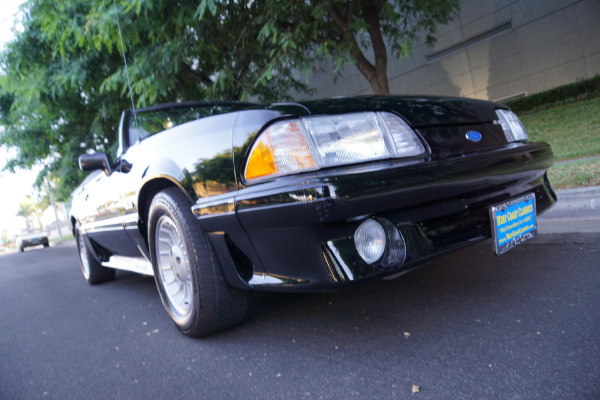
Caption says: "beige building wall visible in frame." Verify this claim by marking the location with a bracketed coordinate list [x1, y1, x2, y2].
[301, 0, 600, 102]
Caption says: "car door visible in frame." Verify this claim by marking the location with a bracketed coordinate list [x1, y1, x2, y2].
[79, 154, 141, 258]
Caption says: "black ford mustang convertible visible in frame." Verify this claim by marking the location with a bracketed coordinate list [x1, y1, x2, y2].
[71, 96, 556, 337]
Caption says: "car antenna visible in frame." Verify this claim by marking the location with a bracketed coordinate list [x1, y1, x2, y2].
[113, 0, 140, 143]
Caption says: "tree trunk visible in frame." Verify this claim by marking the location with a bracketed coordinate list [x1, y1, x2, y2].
[360, 0, 390, 95]
[326, 0, 391, 95]
[46, 174, 63, 240]
[352, 53, 390, 95]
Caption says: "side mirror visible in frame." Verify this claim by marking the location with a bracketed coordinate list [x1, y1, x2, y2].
[79, 152, 113, 176]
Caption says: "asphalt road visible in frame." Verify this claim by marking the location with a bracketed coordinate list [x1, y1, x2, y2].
[1, 234, 599, 400]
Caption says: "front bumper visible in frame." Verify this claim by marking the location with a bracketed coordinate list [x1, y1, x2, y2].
[197, 142, 556, 292]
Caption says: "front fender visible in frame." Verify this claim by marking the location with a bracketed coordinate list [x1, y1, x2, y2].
[138, 158, 195, 205]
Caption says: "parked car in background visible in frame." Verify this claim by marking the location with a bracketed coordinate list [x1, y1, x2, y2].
[70, 96, 556, 337]
[16, 231, 49, 252]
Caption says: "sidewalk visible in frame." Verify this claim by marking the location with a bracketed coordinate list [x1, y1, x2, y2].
[52, 238, 76, 248]
[538, 186, 600, 233]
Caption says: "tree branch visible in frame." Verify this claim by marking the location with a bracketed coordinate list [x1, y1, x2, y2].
[346, 0, 359, 25]
[180, 63, 213, 87]
[325, 2, 379, 91]
[327, 4, 347, 33]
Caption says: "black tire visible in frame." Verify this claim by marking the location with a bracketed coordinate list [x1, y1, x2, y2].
[43, 243, 49, 248]
[148, 187, 249, 337]
[19, 247, 24, 253]
[75, 223, 115, 284]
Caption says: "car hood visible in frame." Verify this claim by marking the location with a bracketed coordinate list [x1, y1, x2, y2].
[272, 96, 505, 128]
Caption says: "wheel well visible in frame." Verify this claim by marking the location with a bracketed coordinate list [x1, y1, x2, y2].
[70, 216, 77, 234]
[137, 178, 188, 245]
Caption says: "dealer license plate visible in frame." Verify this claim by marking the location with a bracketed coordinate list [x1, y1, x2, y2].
[490, 193, 537, 255]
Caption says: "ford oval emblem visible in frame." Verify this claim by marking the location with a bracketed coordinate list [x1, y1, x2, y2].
[466, 130, 482, 142]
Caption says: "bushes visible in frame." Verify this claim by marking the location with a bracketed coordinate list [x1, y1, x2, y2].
[505, 75, 600, 114]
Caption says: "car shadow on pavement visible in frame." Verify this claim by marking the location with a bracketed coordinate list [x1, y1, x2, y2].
[236, 239, 578, 343]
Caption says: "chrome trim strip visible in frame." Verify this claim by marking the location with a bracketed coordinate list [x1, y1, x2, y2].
[122, 213, 139, 224]
[247, 272, 307, 286]
[192, 198, 235, 218]
[325, 241, 354, 281]
[81, 215, 125, 231]
[102, 255, 154, 276]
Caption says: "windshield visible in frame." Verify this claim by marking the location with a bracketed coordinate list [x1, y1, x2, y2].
[127, 103, 253, 146]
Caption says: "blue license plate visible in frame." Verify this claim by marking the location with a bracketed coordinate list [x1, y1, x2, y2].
[490, 193, 537, 255]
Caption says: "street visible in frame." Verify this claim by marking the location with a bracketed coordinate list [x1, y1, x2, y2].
[1, 233, 599, 400]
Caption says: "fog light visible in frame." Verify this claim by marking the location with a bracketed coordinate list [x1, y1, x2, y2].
[354, 219, 386, 264]
[380, 220, 407, 268]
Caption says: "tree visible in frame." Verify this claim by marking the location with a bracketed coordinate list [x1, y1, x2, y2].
[0, 0, 131, 201]
[1, 0, 459, 201]
[16, 195, 44, 231]
[0, 0, 313, 201]
[41, 0, 313, 104]
[254, 0, 460, 95]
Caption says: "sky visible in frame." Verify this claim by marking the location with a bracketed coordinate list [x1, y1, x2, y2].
[0, 0, 39, 235]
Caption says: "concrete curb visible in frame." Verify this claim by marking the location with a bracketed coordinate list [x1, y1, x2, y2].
[538, 185, 600, 233]
[540, 186, 600, 218]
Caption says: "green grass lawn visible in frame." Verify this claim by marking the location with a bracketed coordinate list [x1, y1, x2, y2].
[518, 96, 600, 189]
[50, 233, 74, 243]
[548, 158, 600, 189]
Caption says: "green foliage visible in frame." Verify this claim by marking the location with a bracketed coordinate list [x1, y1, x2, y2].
[548, 158, 600, 190]
[255, 0, 460, 93]
[0, 0, 313, 201]
[506, 75, 600, 114]
[520, 97, 600, 161]
[0, 0, 130, 201]
[519, 95, 600, 189]
[1, 0, 458, 201]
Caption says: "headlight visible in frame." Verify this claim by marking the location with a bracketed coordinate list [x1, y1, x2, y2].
[496, 109, 529, 142]
[244, 112, 425, 181]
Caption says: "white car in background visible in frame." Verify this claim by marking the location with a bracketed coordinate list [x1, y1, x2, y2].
[16, 231, 50, 252]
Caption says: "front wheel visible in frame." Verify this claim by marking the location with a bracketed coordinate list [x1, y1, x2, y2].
[148, 187, 249, 337]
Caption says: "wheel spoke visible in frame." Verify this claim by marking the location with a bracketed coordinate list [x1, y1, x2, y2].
[155, 214, 193, 320]
[172, 286, 185, 303]
[162, 270, 176, 283]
